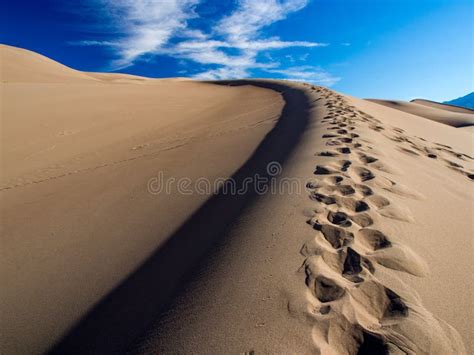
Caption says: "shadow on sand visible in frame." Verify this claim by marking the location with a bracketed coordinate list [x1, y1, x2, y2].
[50, 80, 313, 354]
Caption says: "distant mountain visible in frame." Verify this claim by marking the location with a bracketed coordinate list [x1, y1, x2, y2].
[444, 92, 474, 110]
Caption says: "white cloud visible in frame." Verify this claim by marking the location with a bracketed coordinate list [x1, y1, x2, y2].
[266, 66, 341, 86]
[180, 48, 256, 67]
[68, 40, 118, 46]
[193, 66, 249, 80]
[72, 0, 339, 84]
[189, 0, 322, 79]
[173, 38, 325, 51]
[166, 37, 323, 73]
[216, 0, 309, 42]
[232, 39, 326, 50]
[90, 0, 200, 68]
[299, 53, 309, 61]
[176, 28, 209, 40]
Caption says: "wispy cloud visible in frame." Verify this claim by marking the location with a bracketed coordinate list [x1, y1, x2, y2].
[71, 0, 339, 85]
[187, 0, 324, 80]
[215, 0, 308, 42]
[184, 0, 327, 79]
[266, 66, 341, 86]
[82, 0, 200, 68]
[68, 40, 118, 46]
[165, 37, 324, 70]
[193, 66, 250, 80]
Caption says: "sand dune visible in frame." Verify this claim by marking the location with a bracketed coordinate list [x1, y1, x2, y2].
[124, 85, 472, 355]
[1, 45, 99, 83]
[2, 45, 473, 354]
[412, 98, 474, 114]
[1, 45, 283, 354]
[368, 98, 474, 128]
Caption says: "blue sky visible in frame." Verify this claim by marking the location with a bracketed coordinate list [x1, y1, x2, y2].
[1, 0, 472, 101]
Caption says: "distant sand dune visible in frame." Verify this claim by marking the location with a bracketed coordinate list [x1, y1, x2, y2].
[411, 98, 474, 114]
[1, 45, 100, 83]
[367, 98, 474, 128]
[1, 45, 473, 354]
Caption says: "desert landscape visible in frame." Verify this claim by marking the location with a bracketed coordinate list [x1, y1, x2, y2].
[1, 43, 473, 354]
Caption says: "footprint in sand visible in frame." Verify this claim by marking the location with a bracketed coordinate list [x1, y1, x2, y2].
[318, 305, 331, 315]
[323, 175, 344, 185]
[392, 127, 405, 134]
[342, 247, 365, 283]
[384, 288, 409, 318]
[349, 213, 374, 227]
[327, 211, 352, 228]
[355, 184, 374, 196]
[314, 165, 338, 175]
[335, 196, 370, 213]
[313, 224, 354, 249]
[351, 281, 409, 320]
[317, 150, 339, 157]
[335, 184, 355, 196]
[357, 229, 392, 251]
[351, 166, 375, 182]
[338, 137, 353, 143]
[358, 153, 378, 164]
[339, 160, 352, 172]
[434, 142, 452, 149]
[368, 124, 385, 132]
[443, 159, 464, 169]
[336, 147, 351, 154]
[314, 276, 345, 302]
[326, 140, 342, 146]
[322, 133, 339, 138]
[310, 192, 336, 205]
[398, 147, 420, 156]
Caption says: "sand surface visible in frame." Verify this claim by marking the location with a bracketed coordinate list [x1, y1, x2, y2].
[368, 99, 474, 128]
[2, 45, 473, 354]
[1, 45, 283, 354]
[411, 98, 474, 114]
[124, 86, 473, 355]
